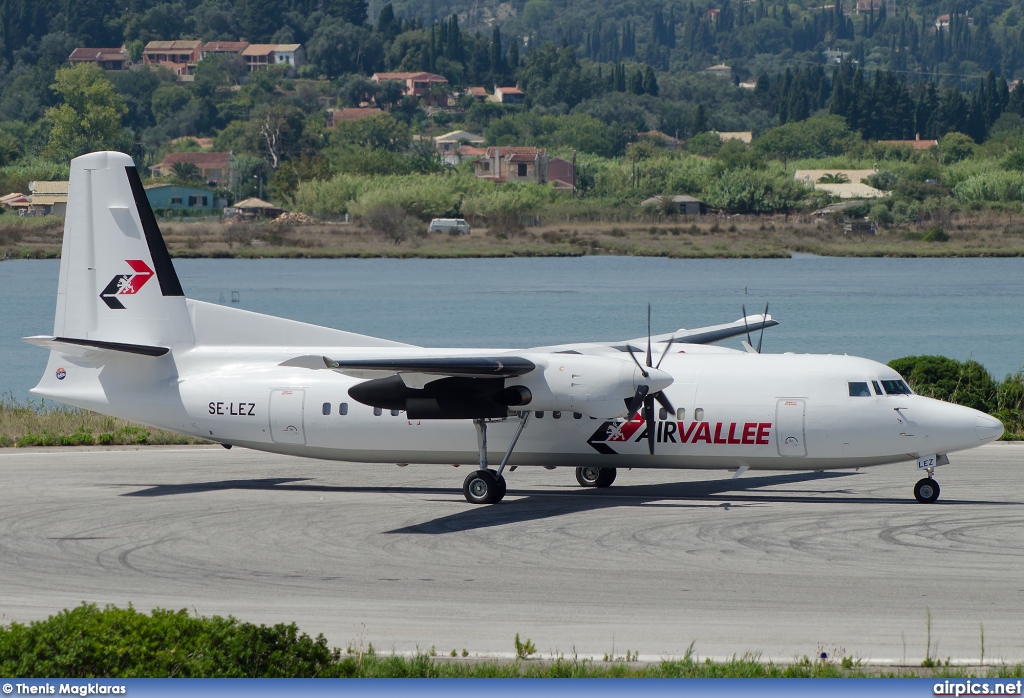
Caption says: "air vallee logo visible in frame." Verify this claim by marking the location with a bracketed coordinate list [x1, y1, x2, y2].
[588, 416, 773, 455]
[99, 260, 154, 309]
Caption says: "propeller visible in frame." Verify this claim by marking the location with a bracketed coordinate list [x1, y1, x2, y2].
[741, 302, 770, 354]
[624, 304, 677, 455]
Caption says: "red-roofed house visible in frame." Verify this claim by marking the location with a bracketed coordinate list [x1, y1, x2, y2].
[492, 85, 525, 104]
[935, 12, 973, 29]
[466, 86, 489, 101]
[68, 47, 130, 70]
[473, 147, 549, 183]
[371, 72, 449, 97]
[150, 151, 235, 188]
[878, 136, 939, 150]
[201, 41, 250, 59]
[143, 40, 202, 70]
[241, 44, 305, 75]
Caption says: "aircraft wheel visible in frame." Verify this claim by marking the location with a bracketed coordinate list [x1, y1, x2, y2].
[463, 469, 505, 504]
[914, 477, 940, 504]
[576, 466, 617, 488]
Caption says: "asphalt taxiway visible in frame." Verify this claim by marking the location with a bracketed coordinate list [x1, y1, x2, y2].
[1, 444, 1022, 662]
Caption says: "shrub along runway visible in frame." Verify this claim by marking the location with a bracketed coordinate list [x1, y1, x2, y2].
[1, 444, 1022, 663]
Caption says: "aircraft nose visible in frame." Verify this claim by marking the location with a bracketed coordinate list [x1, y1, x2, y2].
[975, 414, 1004, 444]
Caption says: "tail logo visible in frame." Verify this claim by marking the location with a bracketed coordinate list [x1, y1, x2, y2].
[99, 260, 154, 309]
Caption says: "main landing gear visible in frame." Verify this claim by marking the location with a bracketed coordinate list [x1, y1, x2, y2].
[575, 466, 617, 488]
[462, 412, 531, 505]
[914, 473, 940, 504]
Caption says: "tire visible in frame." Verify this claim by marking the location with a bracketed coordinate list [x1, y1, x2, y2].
[576, 466, 617, 488]
[914, 477, 940, 504]
[463, 469, 505, 504]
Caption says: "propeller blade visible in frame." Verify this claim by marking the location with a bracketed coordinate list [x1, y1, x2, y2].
[646, 303, 653, 368]
[625, 384, 649, 420]
[625, 344, 649, 378]
[654, 390, 675, 417]
[644, 395, 656, 455]
[756, 302, 769, 354]
[655, 336, 676, 369]
[742, 303, 752, 347]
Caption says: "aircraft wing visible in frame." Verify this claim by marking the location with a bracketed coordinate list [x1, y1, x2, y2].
[619, 313, 778, 349]
[280, 354, 536, 379]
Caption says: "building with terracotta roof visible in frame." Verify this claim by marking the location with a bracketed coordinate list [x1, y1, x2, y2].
[466, 86, 489, 101]
[241, 44, 305, 75]
[68, 47, 130, 70]
[150, 151, 235, 187]
[371, 72, 449, 97]
[473, 146, 549, 183]
[201, 41, 250, 59]
[935, 12, 973, 29]
[878, 136, 939, 150]
[492, 85, 524, 104]
[143, 40, 202, 70]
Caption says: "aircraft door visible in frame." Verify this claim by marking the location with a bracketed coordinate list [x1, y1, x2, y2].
[776, 398, 807, 457]
[270, 389, 306, 445]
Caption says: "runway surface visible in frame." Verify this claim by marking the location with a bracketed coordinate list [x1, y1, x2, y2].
[1, 444, 1022, 663]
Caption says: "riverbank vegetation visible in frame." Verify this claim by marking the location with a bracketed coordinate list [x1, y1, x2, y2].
[2, 358, 1021, 447]
[2, 603, 1023, 677]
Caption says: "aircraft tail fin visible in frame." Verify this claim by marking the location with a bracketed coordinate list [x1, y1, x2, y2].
[53, 151, 194, 348]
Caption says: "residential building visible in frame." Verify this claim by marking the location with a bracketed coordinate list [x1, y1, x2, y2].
[327, 107, 383, 127]
[242, 44, 305, 75]
[150, 151, 235, 188]
[935, 12, 973, 29]
[434, 130, 485, 155]
[466, 86, 489, 101]
[473, 147, 548, 183]
[68, 47, 130, 70]
[370, 72, 449, 97]
[705, 8, 720, 21]
[878, 135, 939, 150]
[823, 49, 850, 64]
[143, 40, 202, 74]
[200, 41, 250, 59]
[144, 183, 221, 212]
[27, 181, 69, 216]
[492, 85, 524, 104]
[442, 145, 487, 167]
[548, 157, 576, 188]
[705, 63, 732, 79]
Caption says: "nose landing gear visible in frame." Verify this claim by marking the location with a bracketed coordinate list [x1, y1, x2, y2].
[914, 468, 940, 503]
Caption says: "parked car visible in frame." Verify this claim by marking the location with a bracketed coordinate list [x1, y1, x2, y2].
[428, 218, 471, 234]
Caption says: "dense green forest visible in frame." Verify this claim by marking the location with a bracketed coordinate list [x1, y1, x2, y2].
[1, 0, 1024, 213]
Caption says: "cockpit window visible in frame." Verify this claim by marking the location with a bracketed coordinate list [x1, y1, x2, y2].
[848, 382, 871, 397]
[881, 379, 913, 395]
[872, 380, 883, 395]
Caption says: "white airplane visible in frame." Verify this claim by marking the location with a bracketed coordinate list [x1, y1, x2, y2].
[26, 152, 1004, 505]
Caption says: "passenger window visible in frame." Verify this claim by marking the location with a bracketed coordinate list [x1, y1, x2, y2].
[322, 402, 331, 415]
[676, 408, 685, 421]
[552, 411, 561, 419]
[373, 407, 382, 416]
[881, 379, 913, 395]
[391, 409, 400, 416]
[573, 412, 582, 419]
[535, 411, 544, 418]
[339, 403, 348, 415]
[872, 381, 883, 395]
[848, 382, 871, 397]
[659, 407, 667, 420]
[694, 408, 704, 421]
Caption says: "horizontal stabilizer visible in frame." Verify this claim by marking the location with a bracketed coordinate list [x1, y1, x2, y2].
[23, 335, 169, 358]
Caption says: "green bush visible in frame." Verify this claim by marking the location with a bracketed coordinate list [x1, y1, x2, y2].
[0, 604, 335, 678]
[888, 356, 997, 412]
[951, 170, 1024, 207]
[701, 168, 808, 213]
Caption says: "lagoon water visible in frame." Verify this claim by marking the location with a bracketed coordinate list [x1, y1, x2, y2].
[2, 255, 1023, 403]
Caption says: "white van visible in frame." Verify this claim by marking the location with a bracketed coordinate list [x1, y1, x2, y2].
[428, 218, 471, 234]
